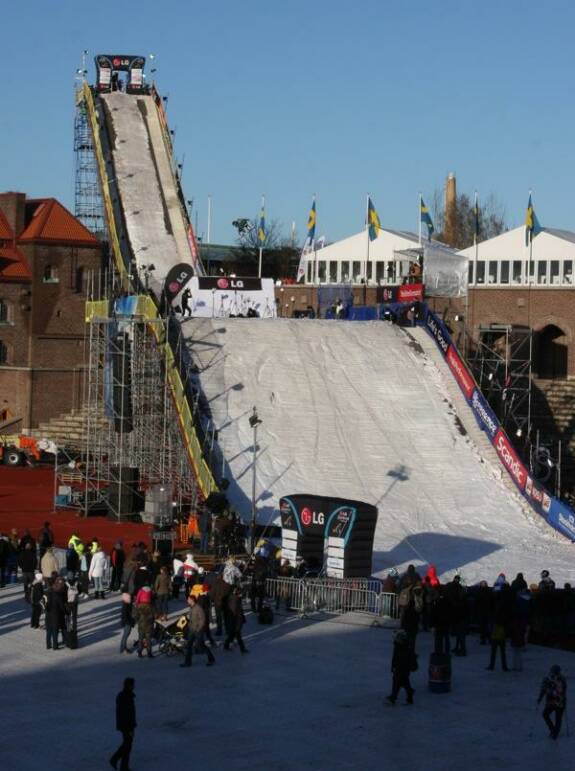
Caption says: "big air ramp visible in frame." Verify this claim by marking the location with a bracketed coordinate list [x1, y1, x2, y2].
[188, 317, 575, 582]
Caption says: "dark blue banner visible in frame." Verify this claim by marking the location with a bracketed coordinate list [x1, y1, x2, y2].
[470, 388, 499, 441]
[424, 307, 451, 358]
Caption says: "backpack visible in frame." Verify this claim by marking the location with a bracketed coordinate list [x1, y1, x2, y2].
[398, 587, 411, 608]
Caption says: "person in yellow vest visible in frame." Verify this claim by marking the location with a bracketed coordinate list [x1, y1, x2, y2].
[90, 538, 100, 555]
[68, 533, 82, 553]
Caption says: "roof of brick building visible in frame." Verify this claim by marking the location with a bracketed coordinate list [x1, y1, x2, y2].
[19, 199, 99, 246]
[0, 245, 32, 281]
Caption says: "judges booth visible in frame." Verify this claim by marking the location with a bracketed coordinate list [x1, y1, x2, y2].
[94, 54, 146, 94]
[279, 494, 378, 578]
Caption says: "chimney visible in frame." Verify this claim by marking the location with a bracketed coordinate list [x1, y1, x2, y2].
[0, 192, 27, 239]
[444, 173, 457, 247]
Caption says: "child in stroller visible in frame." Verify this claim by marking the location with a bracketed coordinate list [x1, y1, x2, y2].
[155, 614, 189, 656]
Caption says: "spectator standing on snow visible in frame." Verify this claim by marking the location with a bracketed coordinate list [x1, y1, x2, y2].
[476, 580, 492, 644]
[41, 547, 59, 580]
[386, 630, 417, 705]
[18, 541, 37, 602]
[38, 522, 54, 560]
[538, 664, 567, 740]
[45, 577, 67, 650]
[486, 595, 509, 671]
[211, 572, 232, 636]
[401, 583, 423, 652]
[539, 570, 555, 593]
[430, 590, 451, 655]
[154, 565, 171, 621]
[110, 542, 125, 592]
[119, 592, 135, 654]
[77, 544, 89, 598]
[0, 533, 9, 587]
[447, 575, 468, 656]
[135, 586, 154, 658]
[224, 586, 248, 653]
[89, 546, 108, 599]
[109, 677, 137, 771]
[30, 572, 44, 628]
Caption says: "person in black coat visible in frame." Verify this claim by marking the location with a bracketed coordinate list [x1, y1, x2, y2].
[45, 578, 67, 649]
[386, 630, 416, 705]
[110, 677, 137, 771]
[250, 554, 268, 614]
[224, 587, 248, 653]
[430, 590, 451, 655]
[475, 580, 492, 644]
[18, 542, 37, 602]
[30, 573, 44, 628]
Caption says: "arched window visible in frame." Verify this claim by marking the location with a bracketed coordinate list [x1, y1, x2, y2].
[43, 264, 59, 283]
[536, 325, 568, 379]
[0, 340, 7, 365]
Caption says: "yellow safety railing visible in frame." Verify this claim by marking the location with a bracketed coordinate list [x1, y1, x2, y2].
[85, 298, 219, 500]
[81, 82, 130, 288]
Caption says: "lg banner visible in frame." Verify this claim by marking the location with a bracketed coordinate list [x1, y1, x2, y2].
[189, 277, 277, 318]
[494, 429, 528, 492]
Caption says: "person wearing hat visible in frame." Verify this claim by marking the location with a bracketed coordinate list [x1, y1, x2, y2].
[30, 573, 44, 629]
[538, 664, 567, 739]
[386, 630, 417, 705]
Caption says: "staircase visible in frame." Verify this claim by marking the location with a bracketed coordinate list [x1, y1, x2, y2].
[532, 379, 575, 436]
[29, 405, 110, 450]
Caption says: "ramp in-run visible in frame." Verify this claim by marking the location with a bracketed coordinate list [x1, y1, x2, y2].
[188, 317, 575, 582]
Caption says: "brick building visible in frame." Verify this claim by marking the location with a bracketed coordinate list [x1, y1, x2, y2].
[0, 192, 102, 431]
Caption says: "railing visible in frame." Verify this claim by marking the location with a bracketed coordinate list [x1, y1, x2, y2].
[265, 576, 398, 621]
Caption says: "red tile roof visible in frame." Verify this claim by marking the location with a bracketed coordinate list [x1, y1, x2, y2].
[0, 245, 32, 281]
[0, 208, 13, 240]
[19, 199, 99, 246]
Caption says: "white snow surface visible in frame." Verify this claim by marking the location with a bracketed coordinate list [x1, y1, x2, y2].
[3, 584, 575, 771]
[188, 317, 575, 584]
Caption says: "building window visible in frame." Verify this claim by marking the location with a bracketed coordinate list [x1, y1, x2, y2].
[0, 300, 9, 324]
[476, 261, 485, 284]
[329, 261, 337, 283]
[487, 261, 498, 284]
[341, 261, 350, 282]
[318, 261, 326, 282]
[500, 261, 510, 284]
[376, 262, 385, 283]
[43, 264, 59, 283]
[352, 261, 361, 283]
[537, 261, 547, 284]
[550, 261, 560, 285]
[468, 261, 474, 285]
[512, 260, 522, 284]
[0, 340, 7, 364]
[563, 260, 573, 284]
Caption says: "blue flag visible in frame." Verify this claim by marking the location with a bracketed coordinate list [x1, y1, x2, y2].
[420, 198, 434, 240]
[525, 193, 542, 246]
[258, 205, 266, 245]
[367, 197, 381, 241]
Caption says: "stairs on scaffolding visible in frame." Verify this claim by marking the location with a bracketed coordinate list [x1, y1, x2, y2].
[29, 405, 109, 450]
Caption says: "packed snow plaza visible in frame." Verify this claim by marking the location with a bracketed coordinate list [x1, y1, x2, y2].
[3, 46, 575, 771]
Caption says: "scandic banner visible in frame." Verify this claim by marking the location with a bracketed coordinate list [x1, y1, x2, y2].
[494, 429, 528, 491]
[446, 345, 475, 400]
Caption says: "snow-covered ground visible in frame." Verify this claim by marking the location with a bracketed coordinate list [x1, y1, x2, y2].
[187, 318, 575, 584]
[2, 583, 574, 771]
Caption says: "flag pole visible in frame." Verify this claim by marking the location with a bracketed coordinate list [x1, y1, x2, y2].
[258, 194, 264, 278]
[418, 192, 422, 245]
[366, 194, 370, 288]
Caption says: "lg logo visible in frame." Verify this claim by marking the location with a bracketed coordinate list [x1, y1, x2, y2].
[301, 507, 324, 527]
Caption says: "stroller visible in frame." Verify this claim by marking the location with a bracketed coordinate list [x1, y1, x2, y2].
[155, 614, 189, 657]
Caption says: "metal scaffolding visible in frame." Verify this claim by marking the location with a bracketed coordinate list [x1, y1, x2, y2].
[81, 295, 199, 520]
[74, 87, 106, 237]
[468, 324, 533, 446]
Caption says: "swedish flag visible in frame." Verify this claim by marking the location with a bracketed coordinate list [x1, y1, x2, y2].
[367, 197, 381, 241]
[420, 198, 434, 240]
[525, 193, 542, 245]
[258, 205, 266, 245]
[306, 199, 316, 244]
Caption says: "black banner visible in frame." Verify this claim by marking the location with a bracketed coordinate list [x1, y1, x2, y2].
[198, 276, 262, 292]
[163, 263, 194, 306]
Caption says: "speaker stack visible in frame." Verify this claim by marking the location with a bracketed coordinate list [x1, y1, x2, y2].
[111, 333, 134, 433]
[107, 466, 143, 519]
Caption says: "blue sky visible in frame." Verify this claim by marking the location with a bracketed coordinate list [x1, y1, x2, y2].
[2, 0, 575, 245]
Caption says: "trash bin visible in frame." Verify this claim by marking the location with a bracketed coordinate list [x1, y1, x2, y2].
[428, 652, 451, 693]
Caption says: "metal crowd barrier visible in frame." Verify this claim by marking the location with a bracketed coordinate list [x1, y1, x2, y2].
[266, 577, 398, 621]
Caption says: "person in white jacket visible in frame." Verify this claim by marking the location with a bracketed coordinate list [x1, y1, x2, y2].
[89, 546, 108, 599]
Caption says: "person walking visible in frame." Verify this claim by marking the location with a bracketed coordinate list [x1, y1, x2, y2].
[18, 541, 37, 602]
[135, 585, 154, 658]
[180, 594, 215, 667]
[386, 630, 417, 705]
[110, 677, 137, 770]
[110, 542, 125, 592]
[154, 565, 171, 621]
[119, 593, 135, 654]
[538, 664, 567, 739]
[224, 586, 248, 653]
[45, 577, 67, 649]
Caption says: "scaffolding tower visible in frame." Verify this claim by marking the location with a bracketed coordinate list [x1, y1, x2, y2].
[74, 86, 105, 237]
[468, 324, 533, 447]
[82, 298, 199, 521]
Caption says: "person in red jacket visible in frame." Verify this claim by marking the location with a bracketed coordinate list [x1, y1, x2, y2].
[424, 565, 440, 587]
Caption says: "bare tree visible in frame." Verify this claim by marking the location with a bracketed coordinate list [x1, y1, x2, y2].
[431, 189, 507, 249]
[232, 216, 284, 250]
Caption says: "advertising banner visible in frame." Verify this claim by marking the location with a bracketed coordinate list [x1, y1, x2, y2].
[189, 277, 277, 318]
[470, 388, 499, 441]
[163, 263, 194, 308]
[446, 345, 475, 400]
[424, 308, 451, 358]
[525, 476, 552, 515]
[547, 500, 575, 542]
[397, 283, 424, 303]
[494, 429, 528, 492]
